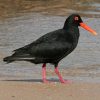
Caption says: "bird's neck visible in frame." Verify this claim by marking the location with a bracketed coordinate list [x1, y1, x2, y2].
[63, 25, 80, 46]
[64, 24, 79, 36]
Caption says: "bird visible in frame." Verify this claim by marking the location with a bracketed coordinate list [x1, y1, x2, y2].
[3, 14, 97, 83]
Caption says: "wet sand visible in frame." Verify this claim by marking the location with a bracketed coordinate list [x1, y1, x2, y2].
[0, 81, 100, 100]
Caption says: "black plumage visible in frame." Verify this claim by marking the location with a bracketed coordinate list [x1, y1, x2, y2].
[3, 14, 97, 83]
[4, 14, 81, 65]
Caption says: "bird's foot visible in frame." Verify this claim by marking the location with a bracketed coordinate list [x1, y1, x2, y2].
[60, 80, 72, 84]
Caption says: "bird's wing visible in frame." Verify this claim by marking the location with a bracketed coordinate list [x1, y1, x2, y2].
[30, 41, 72, 59]
[13, 29, 73, 59]
[14, 29, 65, 52]
[13, 29, 61, 52]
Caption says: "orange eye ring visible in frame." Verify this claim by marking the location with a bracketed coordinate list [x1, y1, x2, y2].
[74, 16, 79, 21]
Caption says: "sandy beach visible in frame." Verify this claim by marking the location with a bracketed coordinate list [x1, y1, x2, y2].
[0, 81, 100, 100]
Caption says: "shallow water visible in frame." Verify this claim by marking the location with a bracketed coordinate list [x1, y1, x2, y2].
[0, 0, 100, 83]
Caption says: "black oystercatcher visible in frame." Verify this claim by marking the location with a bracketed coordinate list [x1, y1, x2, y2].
[3, 14, 97, 83]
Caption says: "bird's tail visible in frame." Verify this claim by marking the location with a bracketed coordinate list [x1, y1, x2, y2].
[3, 56, 15, 63]
[3, 53, 35, 63]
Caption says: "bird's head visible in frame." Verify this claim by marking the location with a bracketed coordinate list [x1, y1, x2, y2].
[63, 14, 97, 36]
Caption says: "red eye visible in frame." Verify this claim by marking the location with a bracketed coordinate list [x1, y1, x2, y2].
[74, 16, 79, 21]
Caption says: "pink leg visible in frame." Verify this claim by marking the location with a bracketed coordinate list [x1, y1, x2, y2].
[42, 64, 50, 83]
[55, 67, 71, 83]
